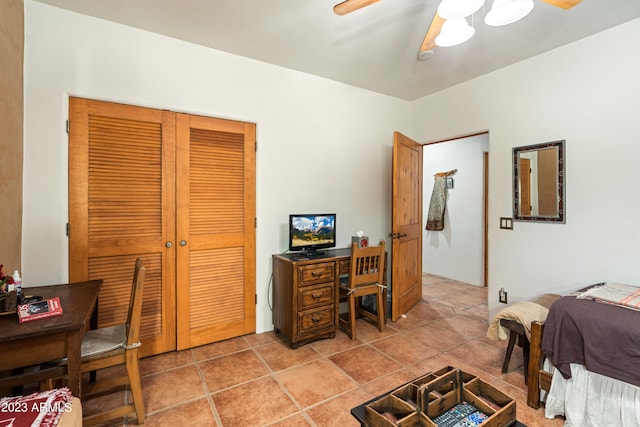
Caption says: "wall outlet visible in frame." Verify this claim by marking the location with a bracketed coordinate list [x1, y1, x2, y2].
[499, 288, 508, 304]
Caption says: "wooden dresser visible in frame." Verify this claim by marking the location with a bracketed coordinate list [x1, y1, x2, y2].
[272, 248, 351, 348]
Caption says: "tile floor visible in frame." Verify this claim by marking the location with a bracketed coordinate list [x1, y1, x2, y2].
[85, 274, 565, 426]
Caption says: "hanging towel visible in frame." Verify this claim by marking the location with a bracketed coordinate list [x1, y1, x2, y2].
[426, 176, 447, 230]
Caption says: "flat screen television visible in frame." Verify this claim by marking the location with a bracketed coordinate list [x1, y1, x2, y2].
[288, 213, 336, 258]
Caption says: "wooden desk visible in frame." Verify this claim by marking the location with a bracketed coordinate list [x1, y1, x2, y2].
[272, 248, 350, 348]
[0, 280, 103, 396]
[272, 248, 387, 348]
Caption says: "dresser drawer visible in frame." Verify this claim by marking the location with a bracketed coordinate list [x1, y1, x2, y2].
[298, 283, 334, 309]
[338, 259, 350, 275]
[298, 262, 335, 286]
[298, 305, 335, 334]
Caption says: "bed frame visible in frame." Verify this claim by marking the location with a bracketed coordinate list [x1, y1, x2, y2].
[526, 320, 552, 409]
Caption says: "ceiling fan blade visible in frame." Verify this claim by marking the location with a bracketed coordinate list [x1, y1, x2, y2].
[541, 0, 583, 9]
[334, 0, 381, 16]
[420, 12, 445, 52]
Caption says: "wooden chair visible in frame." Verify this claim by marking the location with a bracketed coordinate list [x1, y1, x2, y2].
[339, 240, 386, 340]
[48, 257, 146, 425]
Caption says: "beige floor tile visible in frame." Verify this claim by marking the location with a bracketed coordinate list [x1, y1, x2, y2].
[244, 330, 287, 347]
[190, 336, 249, 361]
[211, 376, 298, 427]
[370, 332, 441, 365]
[199, 349, 270, 392]
[275, 358, 358, 408]
[406, 322, 471, 352]
[445, 339, 507, 377]
[268, 412, 314, 427]
[139, 349, 195, 376]
[254, 339, 321, 372]
[328, 345, 402, 384]
[304, 387, 372, 427]
[141, 364, 206, 413]
[141, 398, 217, 427]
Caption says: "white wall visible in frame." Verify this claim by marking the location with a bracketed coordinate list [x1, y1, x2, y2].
[22, 1, 411, 334]
[423, 135, 489, 286]
[412, 18, 640, 319]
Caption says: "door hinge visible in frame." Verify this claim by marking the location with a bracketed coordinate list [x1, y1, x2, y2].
[255, 217, 257, 228]
[255, 294, 257, 304]
[255, 140, 258, 152]
[66, 120, 69, 134]
[66, 223, 70, 236]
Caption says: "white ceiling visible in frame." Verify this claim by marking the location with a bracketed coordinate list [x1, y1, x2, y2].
[34, 0, 640, 100]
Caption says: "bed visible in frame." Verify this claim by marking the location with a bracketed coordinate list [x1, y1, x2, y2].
[527, 284, 640, 426]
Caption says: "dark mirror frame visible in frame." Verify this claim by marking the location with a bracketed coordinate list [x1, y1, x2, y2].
[513, 140, 565, 223]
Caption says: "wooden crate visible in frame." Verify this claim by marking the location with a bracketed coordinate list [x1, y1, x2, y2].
[363, 367, 516, 427]
[365, 394, 417, 427]
[421, 371, 516, 427]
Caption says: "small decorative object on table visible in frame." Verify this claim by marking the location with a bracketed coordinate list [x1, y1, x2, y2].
[352, 230, 369, 248]
[0, 264, 18, 314]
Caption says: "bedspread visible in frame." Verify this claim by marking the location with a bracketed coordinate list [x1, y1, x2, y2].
[542, 295, 640, 388]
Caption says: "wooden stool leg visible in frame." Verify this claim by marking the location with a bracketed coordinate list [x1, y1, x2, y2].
[502, 331, 518, 374]
[522, 336, 530, 385]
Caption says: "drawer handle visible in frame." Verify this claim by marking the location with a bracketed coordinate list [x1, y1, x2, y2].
[311, 271, 322, 278]
[311, 315, 321, 324]
[312, 292, 322, 300]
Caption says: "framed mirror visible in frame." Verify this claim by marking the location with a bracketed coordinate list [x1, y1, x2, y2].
[513, 140, 565, 223]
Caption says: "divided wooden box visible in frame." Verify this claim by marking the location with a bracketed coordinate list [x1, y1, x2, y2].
[364, 366, 516, 427]
[0, 290, 17, 314]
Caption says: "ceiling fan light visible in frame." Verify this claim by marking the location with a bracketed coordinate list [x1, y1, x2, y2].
[484, 0, 534, 26]
[435, 18, 475, 47]
[437, 0, 485, 20]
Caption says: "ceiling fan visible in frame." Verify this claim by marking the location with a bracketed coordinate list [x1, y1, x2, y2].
[334, 0, 582, 55]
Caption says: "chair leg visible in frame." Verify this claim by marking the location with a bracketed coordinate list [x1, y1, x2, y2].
[375, 290, 385, 332]
[348, 294, 357, 340]
[125, 350, 145, 424]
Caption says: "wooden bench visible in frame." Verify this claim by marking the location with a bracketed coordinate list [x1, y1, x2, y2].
[493, 293, 561, 385]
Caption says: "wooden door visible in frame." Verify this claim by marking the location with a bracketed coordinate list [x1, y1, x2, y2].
[175, 113, 256, 350]
[69, 97, 176, 356]
[391, 132, 423, 321]
[69, 98, 257, 355]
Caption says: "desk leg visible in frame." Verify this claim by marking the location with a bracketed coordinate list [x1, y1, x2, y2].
[66, 331, 83, 397]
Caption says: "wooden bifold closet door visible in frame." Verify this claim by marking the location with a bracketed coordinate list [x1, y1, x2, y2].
[68, 98, 256, 356]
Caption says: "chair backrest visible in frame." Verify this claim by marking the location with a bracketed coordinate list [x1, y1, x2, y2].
[348, 240, 385, 288]
[125, 257, 145, 347]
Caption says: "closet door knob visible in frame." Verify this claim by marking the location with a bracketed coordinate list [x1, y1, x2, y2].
[180, 240, 187, 246]
[166, 241, 173, 248]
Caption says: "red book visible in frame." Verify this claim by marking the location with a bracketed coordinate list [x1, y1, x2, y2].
[17, 297, 64, 323]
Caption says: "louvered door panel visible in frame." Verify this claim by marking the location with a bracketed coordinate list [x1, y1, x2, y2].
[189, 248, 244, 328]
[88, 253, 162, 337]
[70, 98, 256, 355]
[176, 113, 256, 349]
[69, 98, 176, 357]
[88, 116, 162, 239]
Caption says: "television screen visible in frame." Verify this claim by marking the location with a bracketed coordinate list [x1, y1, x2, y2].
[288, 214, 336, 256]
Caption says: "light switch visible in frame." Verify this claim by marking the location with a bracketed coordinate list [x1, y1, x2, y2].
[500, 217, 513, 230]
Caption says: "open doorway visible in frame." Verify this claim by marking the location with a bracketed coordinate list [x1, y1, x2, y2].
[422, 133, 489, 287]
